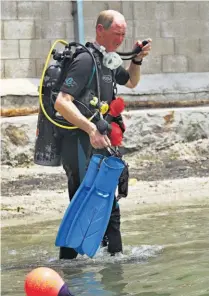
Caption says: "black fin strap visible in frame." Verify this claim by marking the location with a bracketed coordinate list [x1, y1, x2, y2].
[58, 283, 74, 296]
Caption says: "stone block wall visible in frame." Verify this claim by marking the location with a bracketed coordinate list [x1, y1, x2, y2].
[1, 1, 209, 78]
[1, 1, 74, 78]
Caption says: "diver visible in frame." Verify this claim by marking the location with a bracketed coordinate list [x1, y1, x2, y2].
[38, 9, 152, 260]
[55, 9, 152, 259]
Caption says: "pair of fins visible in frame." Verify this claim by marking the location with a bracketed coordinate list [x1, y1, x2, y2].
[55, 154, 125, 258]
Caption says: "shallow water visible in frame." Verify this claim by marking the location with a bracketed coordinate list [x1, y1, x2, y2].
[1, 202, 209, 296]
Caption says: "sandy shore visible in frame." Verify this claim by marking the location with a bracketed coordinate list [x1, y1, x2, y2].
[1, 163, 209, 228]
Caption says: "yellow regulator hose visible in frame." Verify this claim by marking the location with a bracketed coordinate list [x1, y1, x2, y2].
[39, 39, 95, 130]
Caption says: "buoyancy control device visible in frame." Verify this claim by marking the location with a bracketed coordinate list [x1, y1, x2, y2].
[34, 39, 148, 167]
[34, 40, 103, 166]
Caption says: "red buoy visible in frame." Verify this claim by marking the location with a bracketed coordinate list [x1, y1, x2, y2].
[24, 267, 65, 296]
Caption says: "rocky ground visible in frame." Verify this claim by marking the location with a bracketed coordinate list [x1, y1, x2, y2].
[1, 138, 209, 228]
[125, 138, 209, 180]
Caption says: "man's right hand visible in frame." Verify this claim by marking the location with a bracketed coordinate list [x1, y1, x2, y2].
[88, 125, 111, 149]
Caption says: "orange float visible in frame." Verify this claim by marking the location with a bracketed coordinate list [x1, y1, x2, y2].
[24, 267, 73, 296]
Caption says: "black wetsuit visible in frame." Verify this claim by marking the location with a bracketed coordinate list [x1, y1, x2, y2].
[58, 45, 130, 259]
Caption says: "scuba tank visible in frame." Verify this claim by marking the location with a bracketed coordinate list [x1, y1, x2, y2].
[34, 109, 62, 166]
[34, 42, 74, 166]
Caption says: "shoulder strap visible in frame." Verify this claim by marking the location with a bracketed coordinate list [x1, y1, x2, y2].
[86, 65, 96, 88]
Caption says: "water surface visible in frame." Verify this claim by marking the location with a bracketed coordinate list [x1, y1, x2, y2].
[2, 202, 209, 296]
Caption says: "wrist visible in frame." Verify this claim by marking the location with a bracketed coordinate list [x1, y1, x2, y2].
[132, 58, 143, 65]
[87, 123, 97, 136]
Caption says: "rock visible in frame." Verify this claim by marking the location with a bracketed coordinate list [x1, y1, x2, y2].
[1, 115, 37, 166]
[1, 106, 209, 167]
[4, 125, 29, 146]
[123, 107, 209, 152]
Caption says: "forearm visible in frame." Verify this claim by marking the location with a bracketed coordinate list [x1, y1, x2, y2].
[126, 61, 141, 88]
[54, 92, 96, 135]
[125, 38, 152, 88]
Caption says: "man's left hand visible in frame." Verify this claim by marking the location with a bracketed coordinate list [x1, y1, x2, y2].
[134, 38, 152, 61]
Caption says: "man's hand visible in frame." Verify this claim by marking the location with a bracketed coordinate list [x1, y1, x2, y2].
[134, 38, 152, 61]
[88, 125, 111, 149]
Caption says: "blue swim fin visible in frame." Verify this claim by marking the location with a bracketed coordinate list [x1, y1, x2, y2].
[65, 156, 125, 258]
[55, 154, 104, 252]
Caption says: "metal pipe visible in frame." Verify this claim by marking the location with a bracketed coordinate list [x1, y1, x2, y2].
[76, 0, 85, 44]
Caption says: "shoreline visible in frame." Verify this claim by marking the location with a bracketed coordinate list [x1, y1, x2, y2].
[1, 163, 209, 228]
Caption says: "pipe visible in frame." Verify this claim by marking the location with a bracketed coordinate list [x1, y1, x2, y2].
[76, 0, 85, 44]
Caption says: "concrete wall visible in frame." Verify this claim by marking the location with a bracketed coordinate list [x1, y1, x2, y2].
[1, 1, 209, 78]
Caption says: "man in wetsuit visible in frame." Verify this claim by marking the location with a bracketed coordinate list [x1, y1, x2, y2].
[55, 9, 152, 259]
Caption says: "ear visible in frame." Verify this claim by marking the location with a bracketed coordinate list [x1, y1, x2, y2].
[96, 24, 104, 33]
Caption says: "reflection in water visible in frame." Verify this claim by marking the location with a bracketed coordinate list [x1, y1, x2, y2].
[1, 203, 209, 296]
[99, 264, 128, 295]
[62, 268, 112, 296]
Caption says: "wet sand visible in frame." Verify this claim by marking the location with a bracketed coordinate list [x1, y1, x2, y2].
[1, 162, 209, 228]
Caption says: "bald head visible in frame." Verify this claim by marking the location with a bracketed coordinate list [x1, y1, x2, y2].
[96, 10, 126, 30]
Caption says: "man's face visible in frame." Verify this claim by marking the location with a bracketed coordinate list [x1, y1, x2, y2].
[101, 20, 127, 52]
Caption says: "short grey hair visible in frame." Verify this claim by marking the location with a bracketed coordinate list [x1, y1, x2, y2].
[96, 10, 114, 30]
